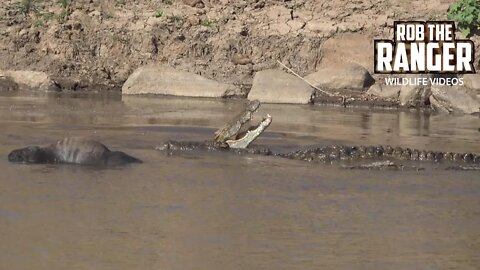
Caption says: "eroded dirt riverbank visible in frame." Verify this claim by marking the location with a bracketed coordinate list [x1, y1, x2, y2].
[2, 0, 479, 90]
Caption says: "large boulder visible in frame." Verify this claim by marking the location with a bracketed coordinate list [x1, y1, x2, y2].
[248, 69, 314, 104]
[0, 70, 56, 91]
[304, 63, 374, 90]
[122, 65, 236, 98]
[398, 75, 432, 107]
[430, 85, 480, 114]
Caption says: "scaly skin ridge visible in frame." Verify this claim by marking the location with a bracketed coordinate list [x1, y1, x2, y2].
[157, 140, 480, 166]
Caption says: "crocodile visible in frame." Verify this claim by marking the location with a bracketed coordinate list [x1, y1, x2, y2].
[158, 140, 480, 170]
[156, 101, 480, 171]
[157, 99, 273, 151]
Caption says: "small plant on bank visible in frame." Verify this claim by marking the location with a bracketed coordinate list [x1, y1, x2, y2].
[167, 15, 184, 23]
[200, 19, 214, 27]
[56, 0, 71, 23]
[153, 9, 164, 18]
[12, 0, 72, 25]
[56, 9, 69, 23]
[15, 0, 41, 17]
[58, 0, 70, 9]
[31, 11, 57, 27]
[447, 0, 480, 37]
[42, 12, 54, 21]
[34, 17, 43, 27]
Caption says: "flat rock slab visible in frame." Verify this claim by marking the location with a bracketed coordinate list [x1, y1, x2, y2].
[430, 85, 480, 114]
[248, 69, 314, 104]
[304, 63, 374, 90]
[122, 65, 234, 98]
[0, 70, 56, 91]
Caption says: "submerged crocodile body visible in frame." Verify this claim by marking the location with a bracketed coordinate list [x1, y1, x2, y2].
[278, 145, 480, 170]
[157, 140, 480, 170]
[156, 100, 479, 171]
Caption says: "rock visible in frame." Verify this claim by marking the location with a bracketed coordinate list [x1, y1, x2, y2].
[304, 63, 374, 90]
[0, 70, 57, 91]
[398, 75, 432, 107]
[231, 54, 252, 65]
[366, 83, 400, 99]
[463, 74, 480, 92]
[122, 65, 236, 98]
[248, 69, 314, 104]
[183, 0, 204, 8]
[430, 85, 480, 114]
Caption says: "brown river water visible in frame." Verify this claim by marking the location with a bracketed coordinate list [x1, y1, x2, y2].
[0, 92, 479, 270]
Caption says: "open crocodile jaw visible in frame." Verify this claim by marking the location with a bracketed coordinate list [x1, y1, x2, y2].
[226, 114, 272, 149]
[214, 100, 271, 149]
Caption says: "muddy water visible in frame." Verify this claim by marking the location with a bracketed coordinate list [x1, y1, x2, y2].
[0, 92, 479, 270]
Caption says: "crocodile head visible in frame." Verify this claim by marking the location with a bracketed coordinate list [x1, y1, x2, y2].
[214, 100, 272, 149]
[226, 114, 272, 149]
